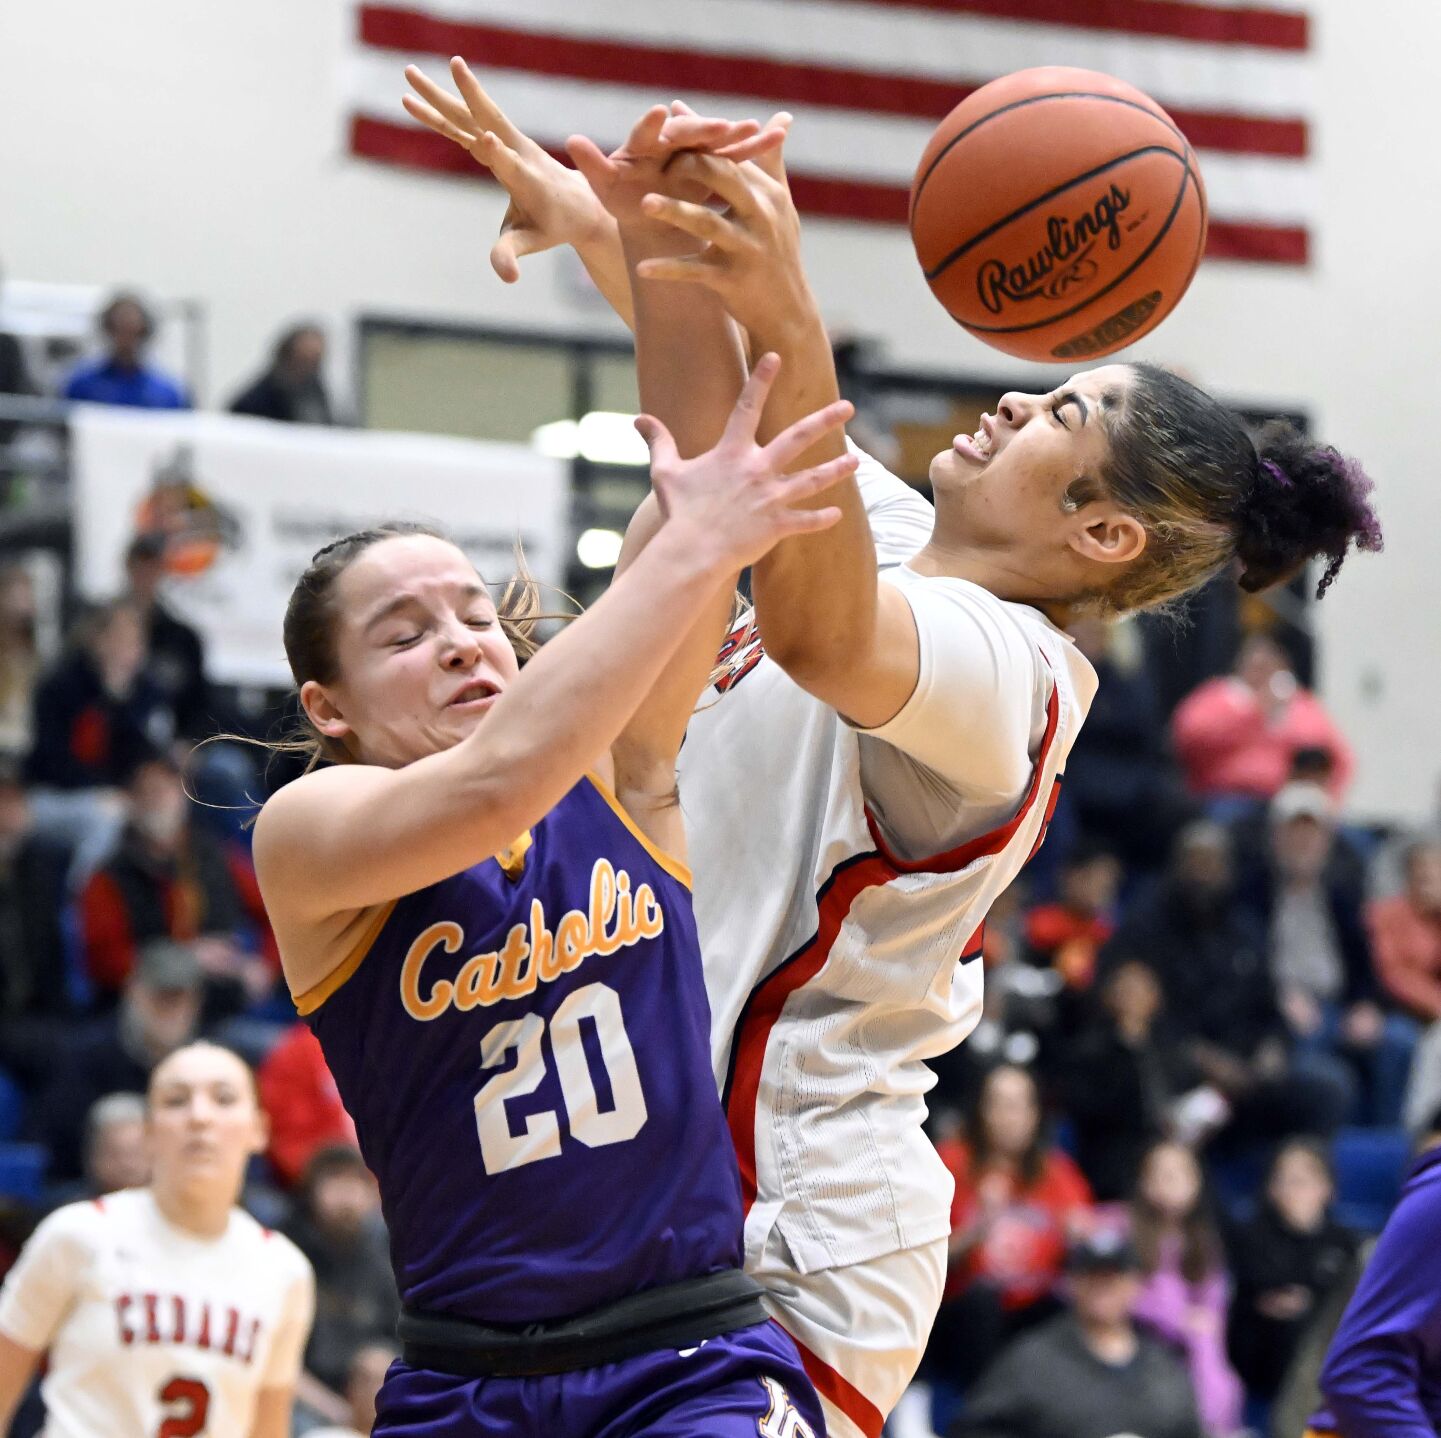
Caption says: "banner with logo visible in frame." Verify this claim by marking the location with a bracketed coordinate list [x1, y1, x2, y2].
[71, 404, 570, 687]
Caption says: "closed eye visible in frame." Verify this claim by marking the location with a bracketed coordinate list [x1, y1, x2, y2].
[1052, 391, 1089, 428]
[465, 616, 495, 629]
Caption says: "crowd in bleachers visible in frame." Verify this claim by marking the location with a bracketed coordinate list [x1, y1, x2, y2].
[2, 284, 1440, 1437]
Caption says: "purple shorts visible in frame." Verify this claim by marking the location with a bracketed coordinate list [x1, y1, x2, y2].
[373, 1318, 826, 1437]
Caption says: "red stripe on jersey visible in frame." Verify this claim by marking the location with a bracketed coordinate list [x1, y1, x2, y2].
[725, 852, 897, 1209]
[725, 675, 1061, 1211]
[864, 680, 1060, 874]
[789, 1329, 886, 1438]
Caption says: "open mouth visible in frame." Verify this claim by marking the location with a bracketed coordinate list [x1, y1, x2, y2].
[448, 679, 500, 709]
[953, 413, 995, 464]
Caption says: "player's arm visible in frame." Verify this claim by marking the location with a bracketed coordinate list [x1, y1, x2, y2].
[0, 1332, 40, 1434]
[639, 150, 922, 728]
[255, 365, 846, 927]
[249, 1386, 296, 1438]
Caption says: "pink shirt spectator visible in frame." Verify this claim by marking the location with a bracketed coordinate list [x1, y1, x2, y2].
[1370, 892, 1441, 1021]
[1171, 674, 1354, 802]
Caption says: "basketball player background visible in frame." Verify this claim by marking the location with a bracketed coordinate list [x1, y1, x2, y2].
[0, 2, 1432, 1437]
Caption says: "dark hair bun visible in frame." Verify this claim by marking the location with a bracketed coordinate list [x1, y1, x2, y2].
[1234, 420, 1383, 597]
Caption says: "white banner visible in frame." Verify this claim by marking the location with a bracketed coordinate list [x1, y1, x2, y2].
[71, 404, 570, 687]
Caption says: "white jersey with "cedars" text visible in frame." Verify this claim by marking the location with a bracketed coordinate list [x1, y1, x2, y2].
[678, 446, 1097, 1277]
[0, 1188, 314, 1438]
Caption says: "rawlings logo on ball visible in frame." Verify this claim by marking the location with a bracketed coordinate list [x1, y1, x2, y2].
[975, 183, 1134, 315]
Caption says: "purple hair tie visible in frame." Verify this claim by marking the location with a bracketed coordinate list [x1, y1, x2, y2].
[1261, 458, 1292, 489]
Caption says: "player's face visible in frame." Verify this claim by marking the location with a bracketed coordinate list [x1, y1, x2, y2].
[305, 535, 522, 769]
[147, 1046, 265, 1198]
[928, 363, 1133, 555]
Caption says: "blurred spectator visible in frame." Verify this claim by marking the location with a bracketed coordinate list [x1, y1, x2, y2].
[1368, 838, 1441, 1023]
[1227, 1139, 1358, 1408]
[1242, 783, 1415, 1127]
[282, 1145, 398, 1393]
[0, 569, 38, 759]
[30, 940, 202, 1180]
[1063, 617, 1192, 873]
[950, 1229, 1203, 1438]
[305, 1341, 399, 1438]
[1103, 821, 1353, 1150]
[229, 324, 336, 425]
[77, 756, 277, 1008]
[1024, 839, 1121, 994]
[1057, 960, 1174, 1200]
[926, 1064, 1092, 1389]
[62, 293, 188, 410]
[45, 1092, 150, 1209]
[1171, 636, 1353, 806]
[0, 265, 36, 449]
[122, 534, 214, 743]
[257, 1024, 357, 1189]
[24, 599, 170, 868]
[0, 762, 72, 1039]
[1121, 1140, 1243, 1437]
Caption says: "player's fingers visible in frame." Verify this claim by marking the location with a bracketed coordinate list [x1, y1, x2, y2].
[404, 65, 477, 135]
[668, 153, 761, 218]
[634, 414, 681, 473]
[639, 194, 742, 251]
[449, 56, 527, 150]
[565, 134, 616, 192]
[751, 117, 792, 184]
[661, 115, 759, 152]
[721, 353, 782, 447]
[776, 452, 861, 500]
[401, 93, 477, 150]
[763, 399, 856, 470]
[625, 105, 672, 155]
[717, 115, 791, 165]
[778, 505, 844, 536]
[632, 256, 719, 288]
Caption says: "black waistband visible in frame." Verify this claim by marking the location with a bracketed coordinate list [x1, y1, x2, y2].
[398, 1269, 769, 1378]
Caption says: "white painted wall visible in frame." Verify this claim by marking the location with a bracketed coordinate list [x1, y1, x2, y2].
[0, 0, 1433, 818]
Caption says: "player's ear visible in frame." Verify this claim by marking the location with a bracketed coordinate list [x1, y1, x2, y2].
[1068, 507, 1147, 568]
[249, 1104, 270, 1158]
[300, 679, 352, 743]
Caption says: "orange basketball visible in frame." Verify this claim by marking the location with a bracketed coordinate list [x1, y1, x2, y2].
[909, 67, 1208, 363]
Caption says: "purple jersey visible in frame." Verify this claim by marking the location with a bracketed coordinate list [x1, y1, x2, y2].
[302, 775, 744, 1325]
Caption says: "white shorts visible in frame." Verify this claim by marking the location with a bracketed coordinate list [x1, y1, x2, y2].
[749, 1230, 948, 1438]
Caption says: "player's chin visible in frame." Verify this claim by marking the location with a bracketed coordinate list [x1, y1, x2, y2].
[929, 446, 981, 490]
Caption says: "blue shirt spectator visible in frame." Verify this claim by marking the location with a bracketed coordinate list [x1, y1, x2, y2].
[62, 293, 188, 410]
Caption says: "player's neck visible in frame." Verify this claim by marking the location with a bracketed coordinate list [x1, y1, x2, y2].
[151, 1180, 234, 1240]
[907, 540, 1076, 628]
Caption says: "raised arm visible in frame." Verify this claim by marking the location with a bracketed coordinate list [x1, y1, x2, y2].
[254, 363, 847, 925]
[639, 150, 923, 727]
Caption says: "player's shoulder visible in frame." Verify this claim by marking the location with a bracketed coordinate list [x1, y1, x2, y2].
[28, 1189, 137, 1253]
[225, 1208, 312, 1277]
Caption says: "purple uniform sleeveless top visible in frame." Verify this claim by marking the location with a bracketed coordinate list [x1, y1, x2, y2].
[304, 776, 744, 1325]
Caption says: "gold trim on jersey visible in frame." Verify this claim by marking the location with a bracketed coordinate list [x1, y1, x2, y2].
[584, 772, 692, 890]
[293, 899, 398, 1016]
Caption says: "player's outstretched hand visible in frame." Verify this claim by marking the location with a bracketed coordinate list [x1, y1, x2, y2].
[566, 105, 783, 231]
[637, 354, 856, 575]
[631, 143, 810, 336]
[403, 57, 613, 282]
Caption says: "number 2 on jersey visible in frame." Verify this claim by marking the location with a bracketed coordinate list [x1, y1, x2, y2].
[156, 1376, 210, 1438]
[474, 982, 648, 1174]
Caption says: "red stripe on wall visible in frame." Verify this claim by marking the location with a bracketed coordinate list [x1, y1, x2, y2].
[360, 8, 1307, 157]
[349, 115, 1310, 264]
[812, 0, 1308, 51]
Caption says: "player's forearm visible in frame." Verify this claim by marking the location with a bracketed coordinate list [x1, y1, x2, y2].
[746, 304, 879, 678]
[575, 218, 636, 331]
[622, 225, 747, 458]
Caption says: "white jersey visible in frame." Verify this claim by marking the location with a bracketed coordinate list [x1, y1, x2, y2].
[0, 1188, 314, 1438]
[679, 446, 1097, 1276]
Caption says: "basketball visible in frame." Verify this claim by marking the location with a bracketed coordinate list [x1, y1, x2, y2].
[910, 67, 1208, 363]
